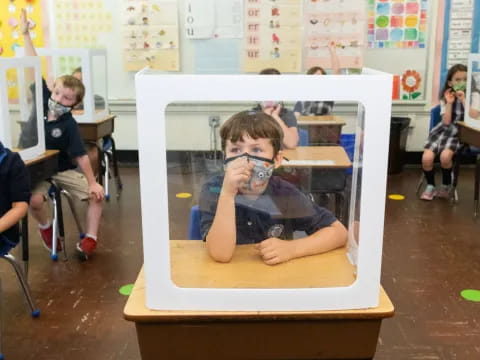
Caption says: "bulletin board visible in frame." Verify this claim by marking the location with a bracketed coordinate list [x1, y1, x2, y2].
[8, 0, 440, 101]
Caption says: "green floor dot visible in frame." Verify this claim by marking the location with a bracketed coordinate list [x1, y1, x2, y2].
[460, 289, 480, 302]
[119, 284, 134, 296]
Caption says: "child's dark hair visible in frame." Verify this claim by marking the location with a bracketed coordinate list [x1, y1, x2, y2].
[307, 66, 326, 75]
[220, 111, 283, 156]
[440, 64, 467, 100]
[259, 68, 281, 75]
[55, 75, 85, 105]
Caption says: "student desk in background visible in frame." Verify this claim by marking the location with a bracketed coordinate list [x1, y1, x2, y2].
[76, 114, 117, 186]
[457, 121, 480, 216]
[124, 240, 394, 360]
[281, 146, 352, 222]
[297, 115, 346, 145]
[22, 150, 60, 274]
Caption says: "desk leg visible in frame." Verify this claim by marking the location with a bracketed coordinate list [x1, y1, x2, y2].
[475, 155, 480, 217]
[21, 216, 29, 278]
[110, 137, 123, 195]
[335, 192, 345, 223]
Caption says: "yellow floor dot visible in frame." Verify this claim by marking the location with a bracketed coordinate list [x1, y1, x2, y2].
[176, 192, 192, 199]
[388, 194, 405, 200]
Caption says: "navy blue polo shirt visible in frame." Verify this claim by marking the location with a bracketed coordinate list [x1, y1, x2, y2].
[199, 175, 337, 244]
[0, 143, 31, 242]
[18, 79, 86, 172]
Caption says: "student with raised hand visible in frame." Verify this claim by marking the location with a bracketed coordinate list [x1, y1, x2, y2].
[199, 110, 347, 264]
[421, 64, 467, 200]
[0, 141, 30, 256]
[253, 68, 299, 149]
[20, 9, 104, 260]
[294, 41, 341, 118]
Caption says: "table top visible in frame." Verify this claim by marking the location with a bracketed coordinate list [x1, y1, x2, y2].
[282, 146, 352, 168]
[298, 115, 346, 126]
[75, 113, 116, 126]
[23, 150, 59, 167]
[124, 241, 394, 321]
[457, 121, 480, 132]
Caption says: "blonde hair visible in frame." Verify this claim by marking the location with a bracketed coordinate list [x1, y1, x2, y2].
[54, 75, 85, 105]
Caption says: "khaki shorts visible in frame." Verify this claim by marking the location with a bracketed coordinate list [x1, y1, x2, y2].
[33, 169, 89, 201]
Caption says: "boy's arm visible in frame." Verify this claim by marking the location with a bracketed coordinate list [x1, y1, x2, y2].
[328, 41, 341, 75]
[20, 9, 37, 57]
[256, 220, 347, 265]
[75, 155, 105, 201]
[0, 202, 29, 234]
[265, 106, 299, 149]
[206, 157, 254, 262]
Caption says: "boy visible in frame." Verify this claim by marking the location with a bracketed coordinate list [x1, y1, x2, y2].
[21, 9, 104, 260]
[0, 141, 30, 256]
[199, 110, 347, 264]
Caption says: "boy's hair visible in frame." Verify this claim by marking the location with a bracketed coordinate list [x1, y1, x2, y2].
[55, 75, 85, 105]
[440, 64, 467, 100]
[72, 67, 82, 76]
[307, 66, 326, 75]
[259, 68, 281, 75]
[220, 111, 283, 156]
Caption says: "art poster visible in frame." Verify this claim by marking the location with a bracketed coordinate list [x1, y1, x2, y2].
[0, 0, 47, 100]
[52, 0, 113, 74]
[303, 0, 366, 70]
[367, 0, 428, 49]
[123, 0, 179, 71]
[243, 0, 302, 73]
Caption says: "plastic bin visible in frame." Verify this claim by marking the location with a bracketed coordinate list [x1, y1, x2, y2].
[388, 117, 411, 174]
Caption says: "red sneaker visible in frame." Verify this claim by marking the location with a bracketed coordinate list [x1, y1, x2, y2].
[38, 225, 62, 252]
[76, 237, 97, 260]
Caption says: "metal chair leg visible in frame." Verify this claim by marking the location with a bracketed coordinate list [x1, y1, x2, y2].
[2, 254, 40, 318]
[61, 189, 85, 240]
[416, 173, 425, 197]
[475, 155, 480, 217]
[109, 137, 123, 198]
[103, 152, 110, 201]
[50, 188, 60, 261]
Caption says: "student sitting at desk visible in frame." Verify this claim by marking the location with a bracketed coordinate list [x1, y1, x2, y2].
[253, 68, 299, 149]
[199, 110, 347, 265]
[294, 42, 340, 118]
[0, 141, 30, 256]
[20, 9, 104, 260]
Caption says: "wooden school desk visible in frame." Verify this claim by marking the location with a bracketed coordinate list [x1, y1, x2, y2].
[124, 240, 394, 360]
[22, 150, 59, 274]
[76, 114, 117, 187]
[297, 115, 346, 145]
[281, 146, 352, 221]
[457, 121, 480, 216]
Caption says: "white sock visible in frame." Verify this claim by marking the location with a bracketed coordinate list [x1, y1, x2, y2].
[38, 222, 51, 230]
[85, 233, 97, 241]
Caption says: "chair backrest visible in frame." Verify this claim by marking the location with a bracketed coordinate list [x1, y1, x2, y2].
[298, 128, 309, 146]
[187, 204, 202, 240]
[430, 104, 441, 130]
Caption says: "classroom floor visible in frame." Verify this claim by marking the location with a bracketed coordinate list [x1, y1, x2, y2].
[0, 165, 479, 360]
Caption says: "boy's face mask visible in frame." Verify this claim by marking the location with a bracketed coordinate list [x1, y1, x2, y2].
[224, 153, 275, 191]
[48, 98, 72, 119]
[452, 81, 466, 92]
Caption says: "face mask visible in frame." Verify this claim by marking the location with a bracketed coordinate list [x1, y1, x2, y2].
[224, 152, 275, 190]
[452, 82, 466, 92]
[48, 98, 72, 119]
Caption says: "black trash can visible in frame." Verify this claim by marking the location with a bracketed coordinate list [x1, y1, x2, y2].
[388, 117, 411, 174]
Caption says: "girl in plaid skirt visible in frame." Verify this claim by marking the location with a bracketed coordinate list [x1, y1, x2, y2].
[421, 64, 467, 200]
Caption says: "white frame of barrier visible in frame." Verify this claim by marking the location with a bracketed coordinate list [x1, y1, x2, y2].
[136, 70, 392, 311]
[0, 57, 45, 161]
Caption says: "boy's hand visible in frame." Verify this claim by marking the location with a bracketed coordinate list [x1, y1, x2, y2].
[222, 156, 254, 196]
[444, 89, 455, 104]
[263, 104, 282, 119]
[89, 182, 105, 201]
[255, 238, 295, 265]
[20, 9, 30, 35]
[455, 90, 465, 105]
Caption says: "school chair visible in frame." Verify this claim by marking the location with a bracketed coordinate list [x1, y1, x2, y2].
[0, 232, 41, 359]
[46, 180, 85, 261]
[298, 128, 309, 146]
[416, 105, 460, 201]
[187, 205, 202, 240]
[101, 136, 123, 201]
